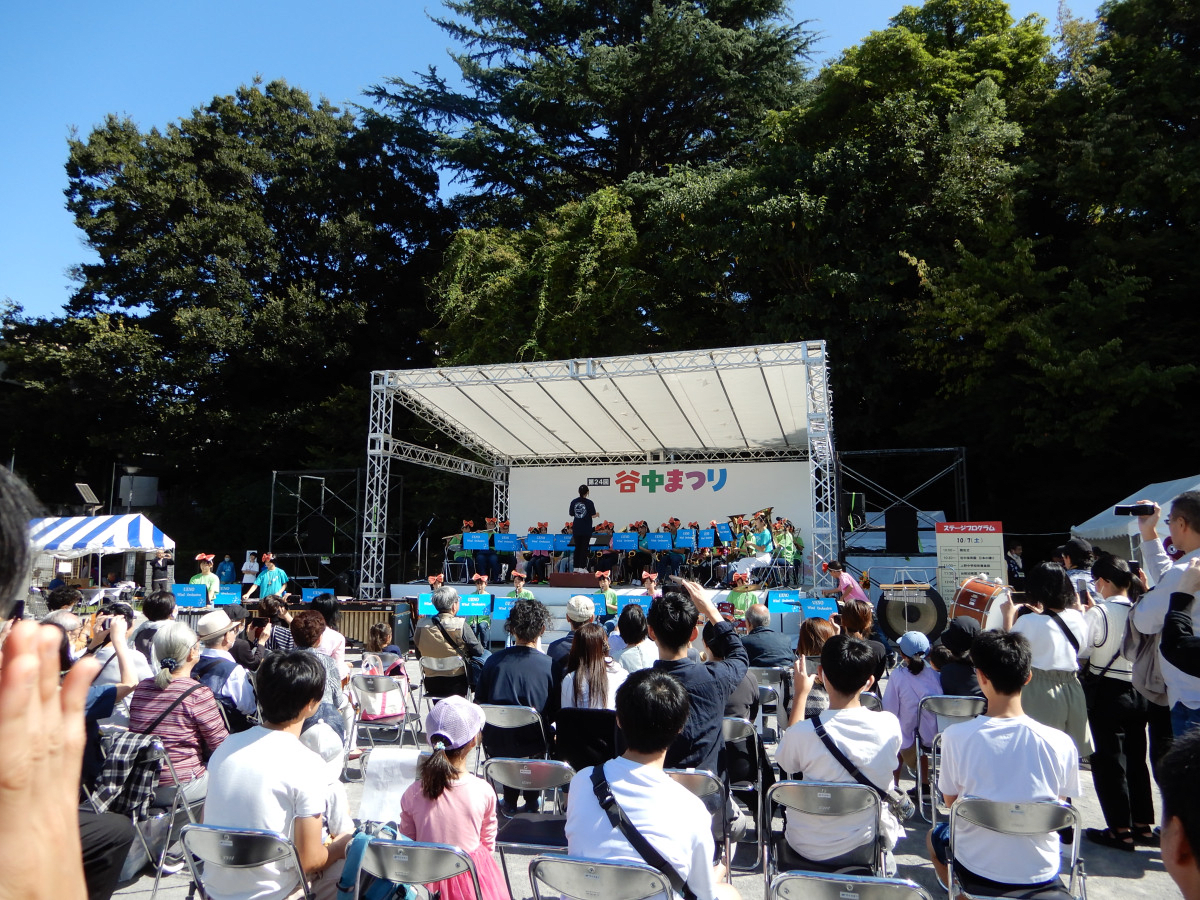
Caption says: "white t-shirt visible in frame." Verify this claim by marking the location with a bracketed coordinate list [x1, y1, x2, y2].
[566, 756, 717, 900]
[774, 707, 904, 859]
[938, 714, 1081, 884]
[561, 660, 628, 710]
[202, 726, 328, 900]
[1012, 610, 1087, 671]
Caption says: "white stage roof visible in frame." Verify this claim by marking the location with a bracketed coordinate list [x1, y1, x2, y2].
[379, 342, 823, 465]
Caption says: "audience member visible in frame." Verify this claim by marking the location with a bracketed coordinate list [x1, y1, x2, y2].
[776, 634, 904, 871]
[740, 603, 795, 668]
[228, 604, 271, 672]
[1132, 491, 1200, 736]
[240, 552, 259, 598]
[1059, 537, 1100, 607]
[562, 622, 628, 711]
[927, 631, 1080, 895]
[565, 669, 741, 900]
[47, 585, 84, 614]
[839, 598, 887, 683]
[475, 597, 555, 815]
[128, 622, 228, 808]
[364, 621, 403, 657]
[88, 602, 154, 726]
[399, 696, 510, 900]
[1004, 562, 1093, 758]
[882, 631, 942, 789]
[150, 549, 174, 592]
[202, 652, 352, 899]
[130, 589, 177, 666]
[310, 593, 348, 677]
[933, 617, 982, 698]
[548, 595, 596, 683]
[192, 609, 259, 732]
[259, 594, 295, 652]
[703, 621, 759, 722]
[794, 617, 836, 720]
[414, 585, 488, 694]
[290, 610, 349, 740]
[1081, 553, 1156, 850]
[616, 603, 658, 673]
[1159, 727, 1200, 900]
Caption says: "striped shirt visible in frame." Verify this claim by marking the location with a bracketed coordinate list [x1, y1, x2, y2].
[128, 677, 229, 785]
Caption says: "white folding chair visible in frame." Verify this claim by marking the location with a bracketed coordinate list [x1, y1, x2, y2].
[180, 824, 311, 900]
[748, 665, 791, 741]
[482, 758, 575, 893]
[665, 767, 732, 883]
[915, 695, 987, 824]
[772, 871, 935, 900]
[765, 780, 885, 889]
[356, 838, 482, 900]
[476, 704, 548, 772]
[859, 691, 884, 712]
[349, 674, 422, 750]
[722, 716, 765, 872]
[529, 854, 672, 900]
[417, 654, 470, 708]
[946, 798, 1085, 900]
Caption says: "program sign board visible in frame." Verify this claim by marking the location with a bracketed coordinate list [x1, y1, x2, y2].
[935, 521, 1006, 598]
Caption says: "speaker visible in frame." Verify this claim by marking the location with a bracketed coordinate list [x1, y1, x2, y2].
[302, 515, 335, 553]
[391, 608, 412, 656]
[885, 506, 919, 554]
[876, 582, 948, 642]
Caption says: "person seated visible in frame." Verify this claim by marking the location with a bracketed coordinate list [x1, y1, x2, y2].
[1160, 727, 1200, 900]
[932, 616, 983, 698]
[794, 618, 835, 720]
[740, 603, 794, 668]
[726, 573, 758, 620]
[364, 621, 404, 658]
[565, 668, 741, 900]
[259, 594, 295, 651]
[475, 597, 555, 815]
[289, 611, 350, 739]
[309, 593, 348, 678]
[838, 598, 888, 684]
[202, 651, 353, 900]
[562, 622, 628, 711]
[227, 604, 271, 672]
[776, 634, 904, 871]
[616, 604, 659, 673]
[46, 585, 82, 612]
[128, 622, 228, 808]
[548, 596, 596, 684]
[130, 590, 177, 666]
[414, 584, 488, 695]
[87, 603, 155, 725]
[192, 610, 259, 732]
[927, 631, 1081, 897]
[702, 622, 758, 722]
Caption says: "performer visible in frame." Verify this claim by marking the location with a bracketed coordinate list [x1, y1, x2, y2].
[641, 571, 661, 600]
[596, 570, 618, 618]
[730, 514, 773, 577]
[189, 553, 220, 602]
[527, 523, 551, 583]
[593, 521, 620, 576]
[507, 571, 535, 601]
[244, 553, 288, 599]
[240, 551, 259, 597]
[568, 485, 598, 572]
[475, 518, 501, 583]
[628, 521, 653, 585]
[446, 520, 477, 581]
[728, 571, 759, 618]
[655, 518, 685, 580]
[821, 559, 869, 603]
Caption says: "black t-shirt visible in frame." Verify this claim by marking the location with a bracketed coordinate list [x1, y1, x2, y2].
[568, 496, 597, 532]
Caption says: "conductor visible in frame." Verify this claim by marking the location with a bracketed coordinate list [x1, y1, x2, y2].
[569, 485, 598, 573]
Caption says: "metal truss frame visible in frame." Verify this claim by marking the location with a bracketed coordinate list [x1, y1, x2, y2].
[360, 341, 838, 598]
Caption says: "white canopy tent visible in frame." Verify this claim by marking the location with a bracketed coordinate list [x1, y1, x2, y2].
[1072, 474, 1200, 560]
[361, 341, 836, 598]
[30, 514, 176, 559]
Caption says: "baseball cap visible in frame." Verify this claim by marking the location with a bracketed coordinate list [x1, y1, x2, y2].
[898, 631, 930, 658]
[1057, 537, 1092, 563]
[566, 595, 595, 623]
[222, 604, 249, 622]
[426, 695, 486, 750]
[940, 616, 980, 655]
[195, 610, 237, 642]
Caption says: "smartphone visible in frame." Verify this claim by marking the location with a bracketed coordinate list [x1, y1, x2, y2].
[8, 600, 25, 622]
[1128, 560, 1142, 577]
[804, 655, 821, 675]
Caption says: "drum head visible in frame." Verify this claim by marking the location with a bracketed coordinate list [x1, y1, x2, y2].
[877, 581, 948, 643]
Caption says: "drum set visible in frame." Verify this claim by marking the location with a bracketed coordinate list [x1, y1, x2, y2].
[876, 570, 1013, 643]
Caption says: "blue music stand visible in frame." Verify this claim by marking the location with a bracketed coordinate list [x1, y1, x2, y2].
[416, 592, 436, 616]
[463, 532, 490, 550]
[716, 523, 735, 543]
[674, 529, 695, 549]
[172, 584, 208, 608]
[647, 533, 672, 551]
[617, 593, 651, 613]
[494, 534, 521, 553]
[527, 534, 554, 552]
[612, 532, 638, 551]
[697, 529, 716, 548]
[215, 584, 242, 606]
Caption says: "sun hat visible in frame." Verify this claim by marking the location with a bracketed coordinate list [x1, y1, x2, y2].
[566, 595, 595, 623]
[195, 610, 237, 642]
[898, 631, 931, 658]
[426, 695, 486, 750]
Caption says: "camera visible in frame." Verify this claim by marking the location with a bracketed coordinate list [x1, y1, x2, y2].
[1115, 503, 1157, 516]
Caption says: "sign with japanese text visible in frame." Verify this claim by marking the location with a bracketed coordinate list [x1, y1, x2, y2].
[935, 521, 1007, 597]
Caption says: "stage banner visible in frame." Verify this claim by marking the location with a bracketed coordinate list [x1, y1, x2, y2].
[553, 534, 574, 551]
[215, 584, 242, 605]
[613, 532, 638, 550]
[508, 461, 812, 544]
[697, 529, 716, 548]
[173, 584, 208, 608]
[526, 534, 554, 551]
[715, 523, 735, 543]
[463, 532, 490, 550]
[647, 533, 672, 551]
[618, 593, 652, 613]
[494, 534, 521, 552]
[935, 521, 1006, 597]
[674, 529, 696, 549]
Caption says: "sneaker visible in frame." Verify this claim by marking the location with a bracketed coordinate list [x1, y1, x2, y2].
[632, 580, 641, 586]
[497, 800, 517, 818]
[159, 853, 186, 876]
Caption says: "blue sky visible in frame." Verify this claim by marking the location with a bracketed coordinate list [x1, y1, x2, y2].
[1, 0, 1073, 319]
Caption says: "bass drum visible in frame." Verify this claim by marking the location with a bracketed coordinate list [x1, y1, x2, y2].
[876, 580, 948, 643]
[950, 576, 1008, 632]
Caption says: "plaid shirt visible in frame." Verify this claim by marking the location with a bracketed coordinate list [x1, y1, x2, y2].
[89, 731, 164, 820]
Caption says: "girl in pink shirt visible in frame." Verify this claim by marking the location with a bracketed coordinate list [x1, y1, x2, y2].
[399, 696, 510, 900]
[822, 560, 870, 604]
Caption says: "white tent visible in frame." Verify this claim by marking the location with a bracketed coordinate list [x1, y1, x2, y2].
[1072, 475, 1200, 559]
[29, 514, 176, 559]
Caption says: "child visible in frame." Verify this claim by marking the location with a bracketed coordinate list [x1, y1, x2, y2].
[640, 570, 661, 599]
[728, 572, 758, 618]
[399, 696, 511, 900]
[821, 560, 869, 603]
[507, 571, 534, 601]
[882, 631, 942, 789]
[596, 570, 618, 618]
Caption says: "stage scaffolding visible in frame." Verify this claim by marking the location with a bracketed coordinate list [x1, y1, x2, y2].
[361, 341, 838, 599]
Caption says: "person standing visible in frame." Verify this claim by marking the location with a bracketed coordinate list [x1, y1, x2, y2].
[216, 554, 236, 585]
[149, 549, 173, 592]
[244, 553, 288, 600]
[189, 553, 220, 603]
[240, 551, 260, 598]
[568, 485, 598, 573]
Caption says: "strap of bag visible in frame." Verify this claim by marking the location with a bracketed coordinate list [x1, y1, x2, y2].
[141, 683, 204, 735]
[432, 617, 471, 671]
[589, 764, 698, 900]
[812, 719, 903, 807]
[1044, 610, 1081, 653]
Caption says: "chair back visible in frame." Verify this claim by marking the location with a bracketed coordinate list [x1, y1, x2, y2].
[722, 716, 757, 743]
[919, 694, 986, 732]
[480, 704, 542, 730]
[749, 666, 789, 689]
[360, 838, 481, 900]
[180, 824, 310, 899]
[859, 692, 883, 712]
[377, 652, 402, 670]
[483, 758, 575, 793]
[529, 855, 671, 900]
[554, 707, 624, 772]
[351, 674, 403, 699]
[420, 655, 465, 674]
[768, 780, 881, 818]
[771, 872, 934, 900]
[950, 798, 1078, 836]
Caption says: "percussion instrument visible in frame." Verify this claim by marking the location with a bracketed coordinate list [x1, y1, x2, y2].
[949, 576, 1009, 631]
[877, 580, 948, 642]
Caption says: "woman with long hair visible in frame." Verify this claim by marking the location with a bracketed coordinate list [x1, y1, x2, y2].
[839, 598, 887, 683]
[561, 623, 627, 710]
[795, 618, 837, 720]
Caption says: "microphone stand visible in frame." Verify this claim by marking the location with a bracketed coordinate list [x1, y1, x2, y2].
[410, 515, 435, 581]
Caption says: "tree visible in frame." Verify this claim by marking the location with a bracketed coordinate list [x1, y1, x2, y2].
[372, 0, 813, 224]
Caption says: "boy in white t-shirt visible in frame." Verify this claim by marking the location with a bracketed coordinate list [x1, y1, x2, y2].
[927, 630, 1080, 897]
[202, 652, 353, 900]
[775, 634, 904, 870]
[565, 668, 741, 900]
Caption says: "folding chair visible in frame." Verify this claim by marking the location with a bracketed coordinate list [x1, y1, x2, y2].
[482, 758, 575, 893]
[859, 691, 884, 712]
[356, 838, 483, 900]
[765, 780, 885, 888]
[665, 768, 732, 883]
[476, 704, 548, 773]
[553, 707, 624, 772]
[723, 716, 766, 872]
[529, 854, 672, 900]
[418, 654, 470, 709]
[915, 695, 987, 824]
[180, 824, 311, 900]
[444, 549, 472, 584]
[349, 674, 422, 750]
[771, 871, 935, 900]
[749, 666, 791, 741]
[946, 798, 1085, 900]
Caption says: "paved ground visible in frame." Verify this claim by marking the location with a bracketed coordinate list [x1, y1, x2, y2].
[115, 652, 1179, 900]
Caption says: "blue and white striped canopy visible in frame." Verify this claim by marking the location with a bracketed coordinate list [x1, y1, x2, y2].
[29, 514, 176, 558]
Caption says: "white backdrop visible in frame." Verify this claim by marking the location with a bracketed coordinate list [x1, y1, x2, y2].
[509, 461, 811, 542]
